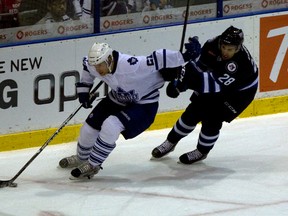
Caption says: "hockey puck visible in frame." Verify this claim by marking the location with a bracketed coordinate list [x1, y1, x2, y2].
[9, 182, 17, 187]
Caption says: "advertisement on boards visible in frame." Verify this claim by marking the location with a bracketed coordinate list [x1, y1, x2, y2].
[100, 4, 216, 32]
[0, 42, 97, 134]
[0, 19, 93, 44]
[223, 0, 288, 16]
[259, 14, 288, 92]
[1, 11, 288, 136]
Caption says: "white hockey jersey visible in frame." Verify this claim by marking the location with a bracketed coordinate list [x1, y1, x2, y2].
[80, 49, 185, 105]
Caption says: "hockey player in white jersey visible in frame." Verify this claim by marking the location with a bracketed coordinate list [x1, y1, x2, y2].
[59, 42, 200, 179]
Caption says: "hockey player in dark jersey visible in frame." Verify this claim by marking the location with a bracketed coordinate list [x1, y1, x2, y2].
[151, 26, 258, 164]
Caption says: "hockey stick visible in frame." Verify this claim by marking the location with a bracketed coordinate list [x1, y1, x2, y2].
[0, 80, 104, 188]
[179, 0, 190, 52]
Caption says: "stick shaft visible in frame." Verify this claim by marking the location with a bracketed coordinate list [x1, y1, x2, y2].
[180, 0, 190, 52]
[0, 81, 104, 187]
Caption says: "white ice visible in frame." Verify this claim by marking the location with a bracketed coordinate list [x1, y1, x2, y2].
[0, 113, 288, 216]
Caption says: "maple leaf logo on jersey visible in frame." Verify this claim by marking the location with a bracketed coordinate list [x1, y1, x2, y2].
[127, 57, 138, 65]
[113, 87, 139, 103]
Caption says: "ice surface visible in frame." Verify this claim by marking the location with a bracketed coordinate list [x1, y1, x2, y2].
[0, 113, 287, 216]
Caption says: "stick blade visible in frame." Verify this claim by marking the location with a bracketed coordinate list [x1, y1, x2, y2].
[0, 180, 17, 188]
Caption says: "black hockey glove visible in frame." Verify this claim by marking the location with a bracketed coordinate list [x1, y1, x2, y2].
[166, 81, 180, 98]
[182, 36, 201, 62]
[76, 82, 93, 108]
[166, 65, 189, 98]
[159, 66, 181, 81]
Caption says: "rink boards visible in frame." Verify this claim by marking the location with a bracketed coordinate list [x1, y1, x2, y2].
[0, 11, 287, 151]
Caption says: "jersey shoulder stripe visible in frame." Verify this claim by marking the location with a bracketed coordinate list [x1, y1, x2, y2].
[82, 57, 90, 73]
[152, 51, 159, 70]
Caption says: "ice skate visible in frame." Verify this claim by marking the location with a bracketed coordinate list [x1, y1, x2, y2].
[70, 161, 102, 179]
[59, 155, 83, 168]
[178, 149, 207, 164]
[151, 140, 177, 159]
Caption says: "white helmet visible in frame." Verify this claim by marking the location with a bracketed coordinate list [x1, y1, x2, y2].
[88, 42, 113, 66]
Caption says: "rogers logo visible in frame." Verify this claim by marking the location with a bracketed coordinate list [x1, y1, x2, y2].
[189, 9, 212, 16]
[16, 29, 48, 39]
[224, 5, 230, 13]
[57, 24, 88, 34]
[103, 19, 133, 29]
[151, 14, 173, 21]
[233, 4, 252, 10]
[58, 26, 65, 34]
[182, 10, 190, 18]
[143, 15, 150, 24]
[182, 10, 188, 18]
[16, 31, 24, 39]
[111, 19, 133, 26]
[262, 0, 288, 8]
[224, 4, 252, 13]
[262, 0, 269, 8]
[103, 20, 110, 29]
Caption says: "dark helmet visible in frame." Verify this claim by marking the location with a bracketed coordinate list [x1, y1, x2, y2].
[220, 26, 244, 47]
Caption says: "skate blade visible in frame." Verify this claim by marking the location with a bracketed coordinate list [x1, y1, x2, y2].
[57, 165, 66, 169]
[177, 160, 185, 165]
[69, 175, 78, 180]
[57, 165, 75, 169]
[150, 156, 163, 161]
[177, 159, 205, 165]
[69, 175, 94, 181]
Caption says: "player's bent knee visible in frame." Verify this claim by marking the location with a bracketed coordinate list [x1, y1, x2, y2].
[202, 121, 223, 135]
[100, 116, 125, 144]
[79, 123, 99, 146]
